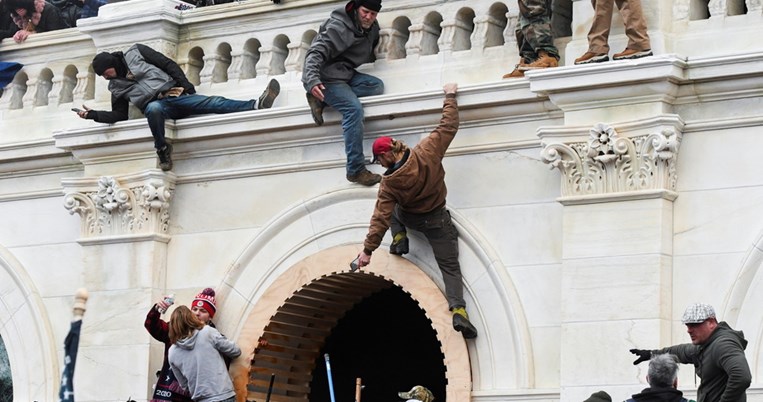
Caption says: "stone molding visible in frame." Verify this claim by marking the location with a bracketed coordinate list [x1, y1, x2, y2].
[541, 123, 681, 202]
[62, 170, 176, 243]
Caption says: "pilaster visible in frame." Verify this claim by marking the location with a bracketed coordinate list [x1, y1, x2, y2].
[60, 169, 176, 399]
[540, 116, 683, 400]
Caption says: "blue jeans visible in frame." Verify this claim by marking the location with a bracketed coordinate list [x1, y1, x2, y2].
[322, 73, 384, 176]
[144, 94, 255, 150]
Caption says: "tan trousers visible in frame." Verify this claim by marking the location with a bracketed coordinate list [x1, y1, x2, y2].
[586, 0, 651, 53]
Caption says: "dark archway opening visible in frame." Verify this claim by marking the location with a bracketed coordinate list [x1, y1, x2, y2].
[308, 287, 447, 402]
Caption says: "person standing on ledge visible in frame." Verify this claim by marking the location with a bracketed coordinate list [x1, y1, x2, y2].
[354, 83, 478, 339]
[574, 0, 652, 65]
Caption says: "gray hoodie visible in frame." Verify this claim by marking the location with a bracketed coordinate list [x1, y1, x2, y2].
[302, 1, 379, 91]
[168, 325, 241, 402]
[657, 322, 751, 402]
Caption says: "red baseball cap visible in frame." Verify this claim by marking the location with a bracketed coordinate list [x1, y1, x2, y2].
[372, 136, 393, 163]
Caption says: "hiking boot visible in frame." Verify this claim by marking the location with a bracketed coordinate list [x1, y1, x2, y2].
[389, 232, 409, 255]
[346, 168, 381, 186]
[257, 79, 280, 109]
[574, 52, 609, 65]
[613, 48, 653, 60]
[157, 143, 173, 171]
[452, 307, 478, 339]
[502, 66, 525, 79]
[520, 51, 559, 70]
[306, 92, 324, 126]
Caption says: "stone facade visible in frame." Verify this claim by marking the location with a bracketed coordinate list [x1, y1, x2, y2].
[0, 0, 762, 401]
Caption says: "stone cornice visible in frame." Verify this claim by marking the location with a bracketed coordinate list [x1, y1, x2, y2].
[61, 170, 176, 243]
[52, 81, 554, 174]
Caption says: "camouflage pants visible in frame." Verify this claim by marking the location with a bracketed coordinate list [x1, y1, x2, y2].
[515, 0, 559, 62]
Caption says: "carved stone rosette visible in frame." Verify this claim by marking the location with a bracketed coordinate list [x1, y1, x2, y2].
[541, 123, 681, 198]
[62, 171, 176, 242]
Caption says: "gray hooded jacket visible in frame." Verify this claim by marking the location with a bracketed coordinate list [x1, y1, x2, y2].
[169, 325, 241, 402]
[302, 2, 379, 90]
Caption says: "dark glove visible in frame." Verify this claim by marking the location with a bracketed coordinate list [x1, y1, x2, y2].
[389, 232, 409, 255]
[630, 348, 651, 365]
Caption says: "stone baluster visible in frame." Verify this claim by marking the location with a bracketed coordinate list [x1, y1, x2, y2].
[379, 27, 408, 60]
[504, 10, 518, 49]
[708, 0, 726, 17]
[406, 23, 441, 57]
[471, 14, 506, 49]
[198, 55, 217, 85]
[22, 78, 38, 109]
[257, 46, 288, 77]
[437, 19, 458, 53]
[72, 71, 93, 105]
[748, 0, 762, 13]
[0, 83, 18, 111]
[673, 0, 690, 20]
[284, 42, 310, 73]
[228, 50, 245, 81]
[375, 28, 392, 60]
[49, 76, 64, 106]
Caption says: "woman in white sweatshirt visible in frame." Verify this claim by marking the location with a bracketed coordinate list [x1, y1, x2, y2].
[168, 305, 241, 402]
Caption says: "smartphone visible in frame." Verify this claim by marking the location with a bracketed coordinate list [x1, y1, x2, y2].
[71, 107, 83, 113]
[349, 256, 360, 272]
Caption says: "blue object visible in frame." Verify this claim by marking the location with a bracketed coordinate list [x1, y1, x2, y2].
[0, 62, 23, 89]
[324, 353, 337, 402]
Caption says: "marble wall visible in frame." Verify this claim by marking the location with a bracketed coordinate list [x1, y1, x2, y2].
[0, 0, 762, 401]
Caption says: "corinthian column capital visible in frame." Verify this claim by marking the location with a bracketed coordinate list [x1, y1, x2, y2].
[62, 170, 176, 244]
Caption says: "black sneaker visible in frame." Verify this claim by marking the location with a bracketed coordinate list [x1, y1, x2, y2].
[257, 79, 280, 109]
[389, 232, 409, 255]
[452, 307, 478, 339]
[306, 92, 324, 126]
[157, 143, 173, 171]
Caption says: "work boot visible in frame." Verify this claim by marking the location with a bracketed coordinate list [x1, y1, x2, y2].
[157, 143, 173, 171]
[346, 168, 381, 186]
[521, 51, 559, 70]
[452, 307, 478, 339]
[389, 232, 409, 255]
[502, 66, 525, 79]
[574, 52, 609, 65]
[613, 48, 653, 60]
[257, 79, 280, 109]
[306, 92, 324, 126]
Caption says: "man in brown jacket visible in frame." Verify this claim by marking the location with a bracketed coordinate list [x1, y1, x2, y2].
[354, 82, 477, 339]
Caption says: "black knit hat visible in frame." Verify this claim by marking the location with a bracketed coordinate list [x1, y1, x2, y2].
[92, 52, 118, 76]
[355, 0, 381, 12]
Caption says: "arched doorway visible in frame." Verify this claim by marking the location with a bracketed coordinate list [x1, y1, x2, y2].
[247, 272, 447, 402]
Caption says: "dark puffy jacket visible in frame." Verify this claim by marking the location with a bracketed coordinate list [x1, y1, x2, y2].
[656, 322, 751, 402]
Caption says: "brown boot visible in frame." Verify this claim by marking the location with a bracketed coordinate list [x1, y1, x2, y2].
[502, 66, 525, 79]
[574, 52, 609, 65]
[521, 51, 559, 70]
[502, 58, 530, 79]
[613, 48, 653, 60]
[347, 168, 381, 186]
